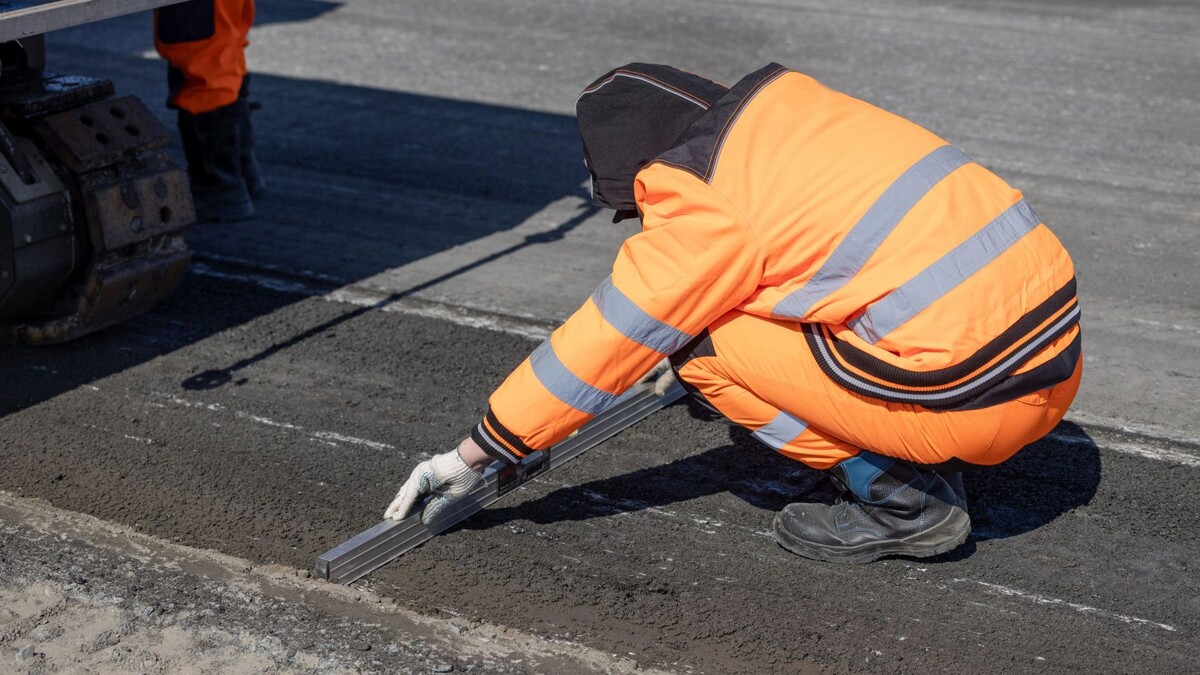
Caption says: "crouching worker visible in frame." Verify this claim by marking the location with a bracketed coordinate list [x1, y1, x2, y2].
[385, 63, 1082, 563]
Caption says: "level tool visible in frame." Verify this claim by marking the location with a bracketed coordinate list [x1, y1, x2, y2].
[315, 380, 686, 584]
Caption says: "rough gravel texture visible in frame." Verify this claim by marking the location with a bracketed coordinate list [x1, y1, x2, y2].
[2, 274, 1196, 673]
[0, 0, 1197, 672]
[0, 494, 659, 675]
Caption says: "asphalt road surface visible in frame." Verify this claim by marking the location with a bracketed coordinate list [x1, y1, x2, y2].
[2, 1, 1198, 672]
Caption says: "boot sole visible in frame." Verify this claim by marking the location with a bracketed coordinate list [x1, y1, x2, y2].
[772, 509, 971, 564]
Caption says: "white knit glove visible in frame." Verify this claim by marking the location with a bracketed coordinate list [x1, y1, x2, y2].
[384, 450, 483, 524]
[637, 358, 679, 397]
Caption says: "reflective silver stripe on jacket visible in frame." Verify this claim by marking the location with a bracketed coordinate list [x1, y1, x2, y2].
[772, 145, 972, 320]
[812, 303, 1080, 404]
[529, 340, 620, 415]
[849, 199, 1043, 344]
[591, 276, 696, 355]
[752, 411, 810, 450]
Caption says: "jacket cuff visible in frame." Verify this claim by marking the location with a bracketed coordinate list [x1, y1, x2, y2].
[470, 408, 534, 467]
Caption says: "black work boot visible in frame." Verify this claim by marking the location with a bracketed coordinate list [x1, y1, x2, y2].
[237, 75, 266, 198]
[178, 102, 254, 223]
[773, 451, 970, 563]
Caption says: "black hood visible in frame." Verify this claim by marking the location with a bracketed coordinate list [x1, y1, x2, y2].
[576, 63, 729, 222]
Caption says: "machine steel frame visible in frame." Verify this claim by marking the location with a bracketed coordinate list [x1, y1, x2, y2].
[0, 0, 184, 42]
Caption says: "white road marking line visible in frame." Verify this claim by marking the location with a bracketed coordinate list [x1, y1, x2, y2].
[148, 393, 395, 453]
[325, 286, 552, 341]
[967, 601, 1021, 617]
[954, 579, 1177, 632]
[234, 412, 302, 430]
[162, 394, 225, 412]
[80, 422, 157, 446]
[189, 262, 554, 341]
[311, 431, 395, 451]
[1090, 440, 1200, 467]
[1129, 316, 1200, 336]
[1044, 429, 1200, 467]
[1065, 411, 1200, 448]
[195, 252, 348, 285]
[189, 262, 323, 295]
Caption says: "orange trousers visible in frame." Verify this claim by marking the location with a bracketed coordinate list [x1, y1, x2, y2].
[154, 0, 255, 114]
[672, 311, 1082, 470]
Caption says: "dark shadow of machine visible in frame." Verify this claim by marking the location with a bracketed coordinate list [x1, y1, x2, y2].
[0, 4, 590, 416]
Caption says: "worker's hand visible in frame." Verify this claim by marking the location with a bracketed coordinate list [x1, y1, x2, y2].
[384, 449, 484, 524]
[637, 358, 679, 397]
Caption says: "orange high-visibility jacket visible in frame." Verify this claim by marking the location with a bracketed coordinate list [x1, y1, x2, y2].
[471, 63, 1080, 465]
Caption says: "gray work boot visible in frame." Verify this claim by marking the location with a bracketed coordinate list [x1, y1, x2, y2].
[178, 102, 254, 223]
[772, 451, 970, 563]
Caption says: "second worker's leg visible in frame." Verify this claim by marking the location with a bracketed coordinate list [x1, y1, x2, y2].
[237, 74, 265, 198]
[177, 101, 253, 223]
[156, 0, 255, 222]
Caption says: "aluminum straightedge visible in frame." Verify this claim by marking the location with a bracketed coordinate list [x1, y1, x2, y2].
[315, 380, 686, 584]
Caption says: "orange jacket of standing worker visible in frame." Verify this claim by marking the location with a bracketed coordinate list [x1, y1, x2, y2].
[471, 63, 1080, 467]
[155, 0, 254, 115]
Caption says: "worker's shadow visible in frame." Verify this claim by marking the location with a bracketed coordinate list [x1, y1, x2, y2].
[469, 414, 1102, 564]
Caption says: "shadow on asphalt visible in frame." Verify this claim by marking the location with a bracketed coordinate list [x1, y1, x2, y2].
[472, 412, 1101, 560]
[962, 420, 1101, 541]
[179, 201, 596, 390]
[0, 51, 590, 416]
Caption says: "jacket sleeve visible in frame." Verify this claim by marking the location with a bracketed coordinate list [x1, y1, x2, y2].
[470, 164, 765, 465]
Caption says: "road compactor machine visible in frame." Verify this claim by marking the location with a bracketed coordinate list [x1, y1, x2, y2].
[0, 0, 194, 344]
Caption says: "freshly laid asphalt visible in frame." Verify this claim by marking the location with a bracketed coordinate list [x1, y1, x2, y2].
[2, 1, 1199, 672]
